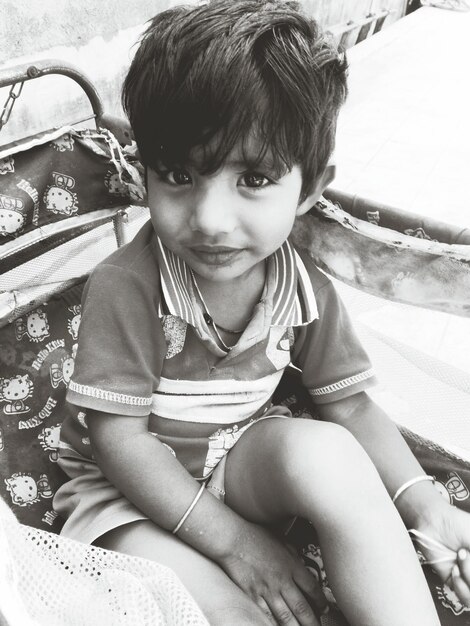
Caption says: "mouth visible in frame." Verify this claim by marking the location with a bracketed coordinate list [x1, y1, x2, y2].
[189, 245, 243, 266]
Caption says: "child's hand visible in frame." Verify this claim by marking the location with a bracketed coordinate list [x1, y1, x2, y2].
[218, 521, 327, 625]
[414, 504, 470, 607]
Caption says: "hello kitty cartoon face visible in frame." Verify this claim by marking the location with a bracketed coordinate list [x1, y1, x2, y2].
[67, 305, 81, 340]
[38, 424, 61, 462]
[1, 375, 33, 401]
[5, 473, 39, 506]
[0, 194, 25, 236]
[0, 374, 34, 414]
[104, 170, 127, 196]
[0, 155, 14, 174]
[104, 169, 145, 202]
[28, 310, 50, 340]
[15, 309, 50, 342]
[61, 356, 74, 383]
[4, 472, 53, 507]
[43, 172, 78, 216]
[50, 134, 75, 152]
[44, 187, 77, 215]
[50, 355, 75, 388]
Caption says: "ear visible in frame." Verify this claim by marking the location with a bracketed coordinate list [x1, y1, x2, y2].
[295, 163, 336, 217]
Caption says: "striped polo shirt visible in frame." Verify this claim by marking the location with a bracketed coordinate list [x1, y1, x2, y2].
[62, 221, 376, 478]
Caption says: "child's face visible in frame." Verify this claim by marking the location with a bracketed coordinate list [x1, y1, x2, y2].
[147, 137, 317, 285]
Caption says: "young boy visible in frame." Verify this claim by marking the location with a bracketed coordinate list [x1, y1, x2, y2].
[54, 1, 470, 624]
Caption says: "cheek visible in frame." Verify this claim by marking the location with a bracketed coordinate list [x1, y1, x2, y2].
[147, 177, 185, 235]
[245, 204, 296, 243]
[149, 202, 185, 238]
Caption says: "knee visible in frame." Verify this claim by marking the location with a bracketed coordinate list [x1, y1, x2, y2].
[277, 418, 363, 468]
[274, 419, 382, 495]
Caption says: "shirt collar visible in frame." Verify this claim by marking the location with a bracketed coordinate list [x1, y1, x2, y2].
[154, 236, 197, 326]
[269, 239, 318, 326]
[155, 236, 318, 327]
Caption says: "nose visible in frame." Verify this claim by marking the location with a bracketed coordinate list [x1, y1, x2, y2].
[189, 183, 236, 236]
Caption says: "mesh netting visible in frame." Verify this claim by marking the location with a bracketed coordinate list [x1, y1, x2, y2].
[0, 205, 149, 325]
[0, 497, 209, 626]
[336, 280, 470, 461]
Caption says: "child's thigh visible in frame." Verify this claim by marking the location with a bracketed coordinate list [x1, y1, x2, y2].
[96, 520, 270, 626]
[224, 416, 368, 524]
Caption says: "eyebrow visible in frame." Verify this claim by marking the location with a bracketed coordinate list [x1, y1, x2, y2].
[173, 149, 289, 177]
[218, 156, 288, 175]
[227, 156, 276, 168]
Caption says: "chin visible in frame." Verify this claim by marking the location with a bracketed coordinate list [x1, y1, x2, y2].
[192, 265, 241, 282]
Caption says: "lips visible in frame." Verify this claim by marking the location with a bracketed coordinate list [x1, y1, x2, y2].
[189, 245, 243, 266]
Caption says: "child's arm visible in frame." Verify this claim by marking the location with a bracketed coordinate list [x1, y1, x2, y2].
[87, 409, 327, 623]
[316, 392, 445, 527]
[316, 391, 470, 604]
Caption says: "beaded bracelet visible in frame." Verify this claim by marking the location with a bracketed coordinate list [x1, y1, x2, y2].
[392, 475, 435, 504]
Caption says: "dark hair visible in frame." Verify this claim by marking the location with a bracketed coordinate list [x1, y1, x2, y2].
[122, 0, 348, 200]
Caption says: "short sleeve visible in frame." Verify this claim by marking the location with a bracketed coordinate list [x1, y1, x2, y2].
[293, 279, 377, 404]
[66, 263, 165, 415]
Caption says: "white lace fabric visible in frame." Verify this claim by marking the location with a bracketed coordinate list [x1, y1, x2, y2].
[0, 497, 208, 626]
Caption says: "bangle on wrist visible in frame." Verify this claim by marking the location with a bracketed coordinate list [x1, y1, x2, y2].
[172, 483, 206, 534]
[392, 475, 435, 504]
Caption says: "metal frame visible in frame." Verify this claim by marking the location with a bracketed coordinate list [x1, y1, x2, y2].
[0, 58, 104, 131]
[327, 10, 392, 49]
[0, 58, 134, 146]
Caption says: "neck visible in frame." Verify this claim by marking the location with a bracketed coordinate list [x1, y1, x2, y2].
[192, 261, 266, 333]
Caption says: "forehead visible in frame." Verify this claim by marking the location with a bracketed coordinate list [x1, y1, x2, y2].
[187, 132, 284, 173]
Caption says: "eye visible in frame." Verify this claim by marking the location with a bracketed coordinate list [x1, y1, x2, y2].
[239, 172, 272, 189]
[162, 168, 192, 186]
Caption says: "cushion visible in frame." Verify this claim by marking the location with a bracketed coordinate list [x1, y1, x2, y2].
[0, 281, 85, 533]
[291, 198, 470, 317]
[0, 127, 143, 245]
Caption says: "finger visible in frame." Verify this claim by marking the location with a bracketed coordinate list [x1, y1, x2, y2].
[282, 585, 321, 626]
[266, 595, 299, 626]
[458, 548, 470, 587]
[257, 597, 277, 625]
[451, 564, 470, 608]
[293, 564, 328, 615]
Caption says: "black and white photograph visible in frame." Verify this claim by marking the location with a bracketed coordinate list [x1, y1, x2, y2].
[1, 1, 469, 624]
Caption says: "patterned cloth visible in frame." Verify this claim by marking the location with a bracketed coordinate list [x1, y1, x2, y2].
[0, 126, 143, 244]
[291, 198, 470, 318]
[0, 282, 85, 534]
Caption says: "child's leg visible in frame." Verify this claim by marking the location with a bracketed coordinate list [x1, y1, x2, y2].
[225, 417, 440, 626]
[96, 520, 272, 626]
